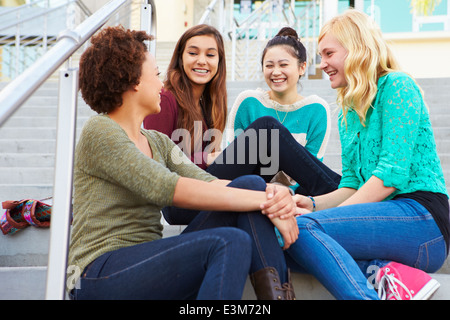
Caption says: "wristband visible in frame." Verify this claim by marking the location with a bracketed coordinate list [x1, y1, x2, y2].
[308, 196, 316, 212]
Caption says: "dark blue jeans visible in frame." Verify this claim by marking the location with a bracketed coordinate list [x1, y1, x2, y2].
[163, 116, 341, 225]
[182, 175, 289, 283]
[211, 116, 341, 195]
[70, 226, 252, 300]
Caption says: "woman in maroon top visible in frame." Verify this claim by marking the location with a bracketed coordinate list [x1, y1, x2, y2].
[143, 25, 301, 299]
[143, 24, 227, 169]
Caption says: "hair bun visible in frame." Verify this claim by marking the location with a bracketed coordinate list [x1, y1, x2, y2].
[276, 27, 300, 41]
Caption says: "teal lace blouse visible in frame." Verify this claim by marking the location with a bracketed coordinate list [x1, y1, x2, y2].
[338, 72, 448, 199]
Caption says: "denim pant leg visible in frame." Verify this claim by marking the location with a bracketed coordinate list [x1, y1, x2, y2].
[163, 116, 341, 225]
[182, 175, 289, 283]
[71, 227, 252, 300]
[210, 116, 341, 196]
[286, 199, 447, 300]
[162, 205, 199, 225]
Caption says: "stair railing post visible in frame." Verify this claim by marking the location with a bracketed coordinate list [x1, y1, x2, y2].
[142, 0, 157, 56]
[45, 67, 78, 300]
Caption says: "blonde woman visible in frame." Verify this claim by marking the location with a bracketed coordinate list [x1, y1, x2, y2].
[285, 10, 449, 300]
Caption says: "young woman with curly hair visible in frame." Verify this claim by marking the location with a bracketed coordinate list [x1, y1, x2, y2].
[283, 10, 449, 300]
[68, 26, 298, 300]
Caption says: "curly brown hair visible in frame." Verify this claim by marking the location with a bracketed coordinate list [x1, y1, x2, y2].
[79, 26, 154, 114]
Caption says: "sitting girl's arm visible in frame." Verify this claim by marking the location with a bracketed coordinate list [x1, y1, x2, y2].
[172, 177, 295, 215]
[338, 176, 395, 207]
[293, 176, 395, 213]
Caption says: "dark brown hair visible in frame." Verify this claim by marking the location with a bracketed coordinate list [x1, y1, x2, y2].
[79, 26, 154, 114]
[165, 24, 227, 153]
[261, 27, 307, 76]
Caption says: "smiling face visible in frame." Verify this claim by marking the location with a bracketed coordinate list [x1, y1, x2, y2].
[318, 33, 348, 89]
[182, 35, 219, 90]
[263, 45, 306, 99]
[136, 52, 164, 115]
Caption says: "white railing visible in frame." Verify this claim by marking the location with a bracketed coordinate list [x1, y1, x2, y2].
[0, 0, 157, 300]
[196, 0, 321, 81]
[229, 0, 321, 81]
[0, 0, 91, 81]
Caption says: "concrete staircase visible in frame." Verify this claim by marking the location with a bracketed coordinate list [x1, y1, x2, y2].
[0, 77, 449, 300]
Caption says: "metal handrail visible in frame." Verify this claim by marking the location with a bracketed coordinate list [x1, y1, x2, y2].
[0, 0, 125, 127]
[0, 0, 92, 32]
[0, 2, 75, 31]
[198, 0, 220, 24]
[0, 0, 157, 300]
[0, 0, 54, 18]
[229, 0, 320, 81]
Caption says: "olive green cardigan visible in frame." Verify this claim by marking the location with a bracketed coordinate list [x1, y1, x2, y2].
[68, 115, 216, 283]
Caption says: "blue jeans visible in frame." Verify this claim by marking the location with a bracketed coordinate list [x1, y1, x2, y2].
[285, 199, 447, 300]
[70, 227, 252, 300]
[182, 175, 289, 283]
[163, 116, 341, 225]
[210, 116, 341, 195]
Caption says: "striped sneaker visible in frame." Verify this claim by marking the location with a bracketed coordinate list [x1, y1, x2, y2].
[376, 262, 440, 300]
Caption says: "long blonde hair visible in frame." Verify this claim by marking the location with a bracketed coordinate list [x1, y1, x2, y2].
[319, 10, 401, 125]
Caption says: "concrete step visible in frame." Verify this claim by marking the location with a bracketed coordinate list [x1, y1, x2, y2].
[0, 127, 87, 140]
[13, 105, 94, 118]
[0, 128, 58, 140]
[2, 265, 449, 300]
[0, 267, 47, 300]
[2, 224, 450, 300]
[1, 116, 90, 128]
[0, 185, 53, 201]
[0, 228, 49, 267]
[0, 167, 54, 184]
[0, 224, 450, 300]
[243, 272, 450, 300]
[0, 139, 56, 154]
[0, 153, 55, 167]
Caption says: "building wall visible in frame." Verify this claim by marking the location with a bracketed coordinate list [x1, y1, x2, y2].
[386, 32, 450, 79]
[338, 0, 450, 78]
[155, 0, 194, 41]
[0, 0, 24, 6]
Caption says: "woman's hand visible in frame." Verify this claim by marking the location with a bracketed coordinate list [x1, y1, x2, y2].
[260, 184, 296, 219]
[271, 216, 299, 250]
[292, 194, 314, 215]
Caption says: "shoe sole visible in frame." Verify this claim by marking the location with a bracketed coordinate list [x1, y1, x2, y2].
[412, 279, 440, 300]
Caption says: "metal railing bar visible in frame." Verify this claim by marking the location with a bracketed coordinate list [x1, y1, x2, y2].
[0, 2, 75, 32]
[198, 0, 219, 24]
[75, 0, 93, 17]
[44, 0, 156, 300]
[44, 0, 130, 301]
[0, 0, 128, 128]
[234, 0, 271, 29]
[0, 0, 51, 18]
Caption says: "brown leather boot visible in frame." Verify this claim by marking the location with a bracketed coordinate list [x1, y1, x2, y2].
[249, 267, 296, 300]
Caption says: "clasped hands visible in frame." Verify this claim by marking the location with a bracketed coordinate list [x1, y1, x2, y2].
[259, 184, 312, 250]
